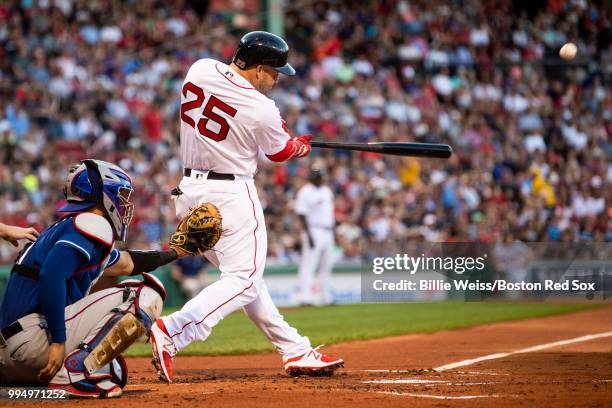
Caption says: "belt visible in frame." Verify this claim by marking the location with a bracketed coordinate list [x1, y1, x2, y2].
[0, 321, 23, 342]
[184, 168, 235, 180]
[10, 263, 39, 280]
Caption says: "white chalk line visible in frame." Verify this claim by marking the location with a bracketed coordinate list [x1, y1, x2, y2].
[363, 379, 448, 384]
[373, 391, 501, 400]
[361, 369, 509, 375]
[363, 379, 499, 386]
[426, 382, 498, 387]
[343, 388, 503, 400]
[435, 352, 508, 372]
[434, 330, 612, 372]
[456, 370, 510, 376]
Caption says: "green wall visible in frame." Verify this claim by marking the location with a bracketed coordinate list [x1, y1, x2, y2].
[0, 264, 368, 308]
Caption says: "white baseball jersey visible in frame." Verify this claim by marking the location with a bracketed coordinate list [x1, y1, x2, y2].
[165, 60, 312, 359]
[295, 184, 335, 229]
[180, 58, 291, 177]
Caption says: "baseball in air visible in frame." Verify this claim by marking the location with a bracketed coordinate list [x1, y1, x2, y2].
[559, 42, 577, 60]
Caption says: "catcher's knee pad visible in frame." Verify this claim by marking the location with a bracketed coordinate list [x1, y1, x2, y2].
[83, 273, 166, 372]
[116, 271, 165, 327]
[136, 276, 165, 326]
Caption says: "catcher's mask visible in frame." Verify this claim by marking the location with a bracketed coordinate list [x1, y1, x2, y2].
[59, 159, 135, 241]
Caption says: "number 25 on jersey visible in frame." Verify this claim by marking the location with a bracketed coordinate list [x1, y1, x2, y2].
[180, 82, 238, 142]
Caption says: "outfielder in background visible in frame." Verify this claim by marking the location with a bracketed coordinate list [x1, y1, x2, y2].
[295, 167, 336, 306]
[0, 159, 185, 398]
[149, 31, 344, 382]
[171, 256, 210, 300]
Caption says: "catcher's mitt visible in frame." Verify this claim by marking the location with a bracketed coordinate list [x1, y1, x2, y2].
[170, 202, 222, 256]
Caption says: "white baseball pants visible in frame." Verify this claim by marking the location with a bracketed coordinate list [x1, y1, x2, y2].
[161, 175, 311, 358]
[297, 228, 335, 305]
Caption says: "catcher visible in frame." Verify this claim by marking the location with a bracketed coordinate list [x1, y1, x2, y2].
[0, 159, 221, 398]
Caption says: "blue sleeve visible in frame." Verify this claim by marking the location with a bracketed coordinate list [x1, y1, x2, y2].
[107, 249, 121, 268]
[38, 245, 87, 343]
[55, 232, 96, 262]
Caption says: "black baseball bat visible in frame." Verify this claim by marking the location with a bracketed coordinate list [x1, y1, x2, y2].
[310, 141, 452, 158]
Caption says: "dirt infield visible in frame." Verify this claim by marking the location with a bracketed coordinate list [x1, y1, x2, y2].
[4, 305, 611, 407]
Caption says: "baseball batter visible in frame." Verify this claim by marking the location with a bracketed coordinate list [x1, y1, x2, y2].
[295, 167, 336, 306]
[0, 160, 187, 397]
[150, 31, 344, 382]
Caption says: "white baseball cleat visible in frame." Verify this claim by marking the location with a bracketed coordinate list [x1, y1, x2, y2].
[283, 345, 344, 377]
[150, 318, 177, 383]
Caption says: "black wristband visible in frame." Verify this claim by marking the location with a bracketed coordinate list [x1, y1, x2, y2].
[127, 249, 178, 275]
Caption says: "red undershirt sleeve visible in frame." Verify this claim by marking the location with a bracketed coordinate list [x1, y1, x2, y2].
[266, 139, 299, 162]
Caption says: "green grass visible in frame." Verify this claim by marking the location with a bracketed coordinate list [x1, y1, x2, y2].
[126, 302, 602, 357]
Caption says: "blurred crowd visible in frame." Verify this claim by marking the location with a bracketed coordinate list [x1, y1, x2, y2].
[0, 0, 610, 264]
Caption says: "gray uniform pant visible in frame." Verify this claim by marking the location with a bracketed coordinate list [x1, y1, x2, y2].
[0, 287, 132, 385]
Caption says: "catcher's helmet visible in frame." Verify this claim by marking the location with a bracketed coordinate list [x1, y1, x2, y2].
[232, 31, 296, 76]
[59, 159, 135, 241]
